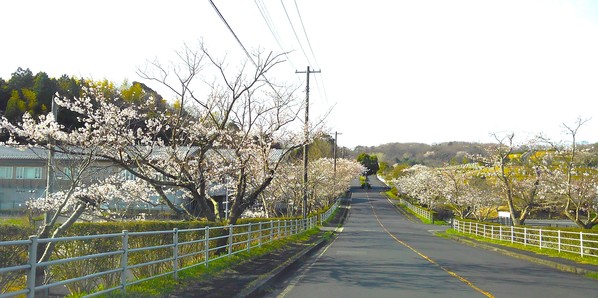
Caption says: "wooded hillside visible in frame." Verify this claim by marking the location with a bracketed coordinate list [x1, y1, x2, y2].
[351, 141, 490, 166]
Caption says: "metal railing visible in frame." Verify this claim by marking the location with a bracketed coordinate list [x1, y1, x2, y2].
[452, 219, 598, 259]
[0, 200, 339, 298]
[397, 198, 434, 222]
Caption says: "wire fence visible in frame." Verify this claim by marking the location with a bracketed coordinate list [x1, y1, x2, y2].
[0, 200, 339, 298]
[452, 219, 598, 259]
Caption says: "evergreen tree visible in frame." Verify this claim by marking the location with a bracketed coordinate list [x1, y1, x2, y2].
[357, 153, 379, 175]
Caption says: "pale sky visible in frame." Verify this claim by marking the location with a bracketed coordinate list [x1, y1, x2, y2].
[2, 0, 598, 148]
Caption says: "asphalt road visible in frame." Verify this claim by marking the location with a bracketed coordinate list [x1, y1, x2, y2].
[265, 176, 598, 298]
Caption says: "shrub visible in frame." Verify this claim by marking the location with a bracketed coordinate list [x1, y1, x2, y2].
[0, 225, 35, 294]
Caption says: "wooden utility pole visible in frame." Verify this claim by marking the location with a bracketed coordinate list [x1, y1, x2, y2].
[296, 66, 321, 219]
[45, 97, 58, 225]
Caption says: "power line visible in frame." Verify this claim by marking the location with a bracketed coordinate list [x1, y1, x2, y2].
[208, 0, 284, 97]
[285, 0, 329, 104]
[254, 0, 297, 69]
[208, 0, 257, 68]
[281, 0, 313, 67]
[293, 0, 319, 67]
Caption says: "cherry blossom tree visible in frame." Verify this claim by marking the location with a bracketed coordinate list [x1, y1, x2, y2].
[437, 164, 481, 219]
[0, 42, 315, 288]
[539, 118, 598, 229]
[257, 158, 364, 218]
[2, 41, 307, 225]
[394, 165, 446, 210]
[0, 112, 152, 285]
[129, 42, 306, 224]
[465, 175, 502, 221]
[470, 133, 544, 225]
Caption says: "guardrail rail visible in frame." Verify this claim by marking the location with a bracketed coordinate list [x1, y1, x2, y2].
[0, 200, 340, 298]
[452, 219, 598, 259]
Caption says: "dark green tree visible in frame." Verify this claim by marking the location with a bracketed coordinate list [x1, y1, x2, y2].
[56, 75, 83, 129]
[308, 134, 334, 160]
[8, 67, 34, 91]
[5, 90, 26, 122]
[357, 153, 379, 175]
[33, 72, 58, 115]
[0, 78, 9, 111]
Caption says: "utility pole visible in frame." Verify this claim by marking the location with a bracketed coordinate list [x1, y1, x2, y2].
[296, 66, 321, 219]
[45, 97, 58, 225]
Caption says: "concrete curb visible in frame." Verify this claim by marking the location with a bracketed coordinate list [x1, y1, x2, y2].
[235, 236, 330, 298]
[442, 233, 598, 277]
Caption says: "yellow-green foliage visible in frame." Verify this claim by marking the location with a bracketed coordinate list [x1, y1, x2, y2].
[0, 225, 35, 294]
[48, 221, 217, 296]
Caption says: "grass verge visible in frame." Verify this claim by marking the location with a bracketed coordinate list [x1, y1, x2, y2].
[440, 229, 598, 278]
[383, 191, 447, 225]
[0, 216, 30, 226]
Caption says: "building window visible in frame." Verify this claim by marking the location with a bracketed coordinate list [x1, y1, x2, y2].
[122, 170, 136, 181]
[0, 167, 12, 179]
[16, 167, 43, 179]
[56, 167, 72, 180]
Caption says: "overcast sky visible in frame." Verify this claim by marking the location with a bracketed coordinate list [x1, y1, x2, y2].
[2, 0, 598, 148]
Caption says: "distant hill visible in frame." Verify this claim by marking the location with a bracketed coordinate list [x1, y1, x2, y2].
[350, 141, 490, 166]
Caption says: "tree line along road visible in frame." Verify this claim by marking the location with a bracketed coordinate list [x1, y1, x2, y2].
[264, 176, 598, 298]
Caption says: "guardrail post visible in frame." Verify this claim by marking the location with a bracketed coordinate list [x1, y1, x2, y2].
[228, 225, 234, 257]
[511, 226, 514, 244]
[247, 223, 252, 253]
[539, 229, 542, 249]
[524, 228, 527, 246]
[120, 230, 129, 295]
[259, 222, 263, 247]
[557, 230, 561, 253]
[276, 220, 280, 239]
[580, 231, 584, 257]
[499, 226, 502, 241]
[26, 236, 38, 298]
[269, 221, 273, 243]
[172, 228, 179, 280]
[205, 226, 210, 268]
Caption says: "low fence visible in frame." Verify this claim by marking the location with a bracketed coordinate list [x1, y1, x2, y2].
[452, 219, 598, 259]
[397, 198, 434, 222]
[379, 177, 434, 222]
[0, 200, 340, 298]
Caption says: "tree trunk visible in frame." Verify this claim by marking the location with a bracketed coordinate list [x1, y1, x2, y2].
[186, 180, 216, 221]
[35, 201, 88, 295]
[153, 185, 187, 220]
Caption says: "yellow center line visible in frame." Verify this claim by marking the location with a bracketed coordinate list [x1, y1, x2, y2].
[367, 192, 495, 298]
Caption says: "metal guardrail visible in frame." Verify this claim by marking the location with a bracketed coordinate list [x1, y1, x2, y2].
[0, 200, 340, 298]
[452, 219, 598, 259]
